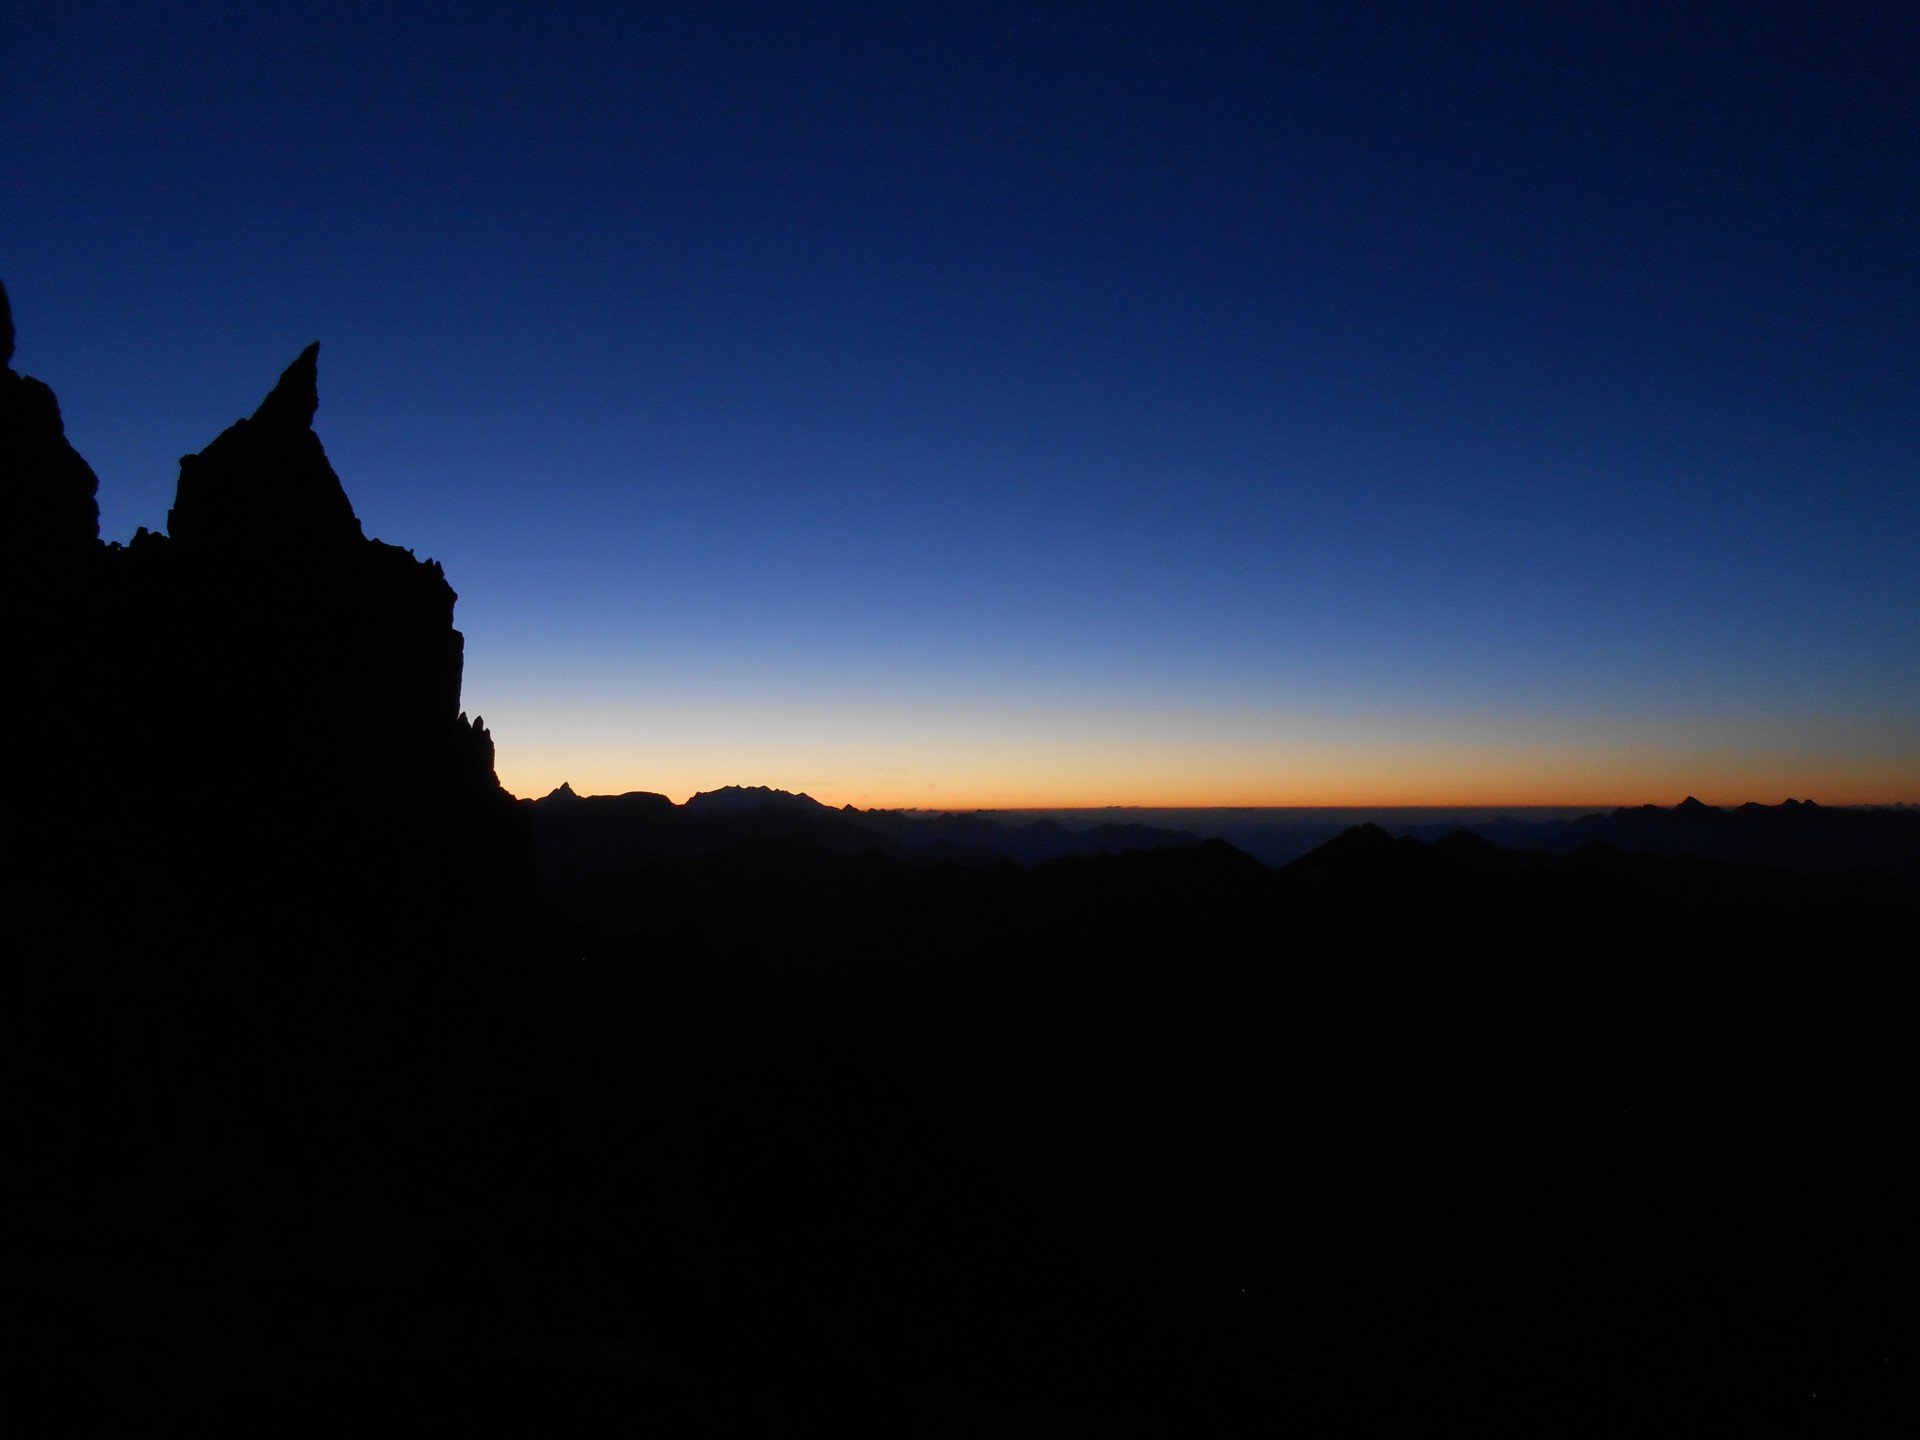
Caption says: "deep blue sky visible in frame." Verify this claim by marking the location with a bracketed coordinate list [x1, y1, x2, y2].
[6, 2, 1915, 804]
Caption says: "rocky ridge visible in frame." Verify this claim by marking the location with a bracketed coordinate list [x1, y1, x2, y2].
[6, 283, 530, 976]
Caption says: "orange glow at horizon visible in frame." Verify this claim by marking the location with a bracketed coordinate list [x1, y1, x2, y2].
[485, 700, 1918, 811]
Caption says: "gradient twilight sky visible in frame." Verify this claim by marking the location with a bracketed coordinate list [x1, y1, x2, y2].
[6, 2, 1916, 807]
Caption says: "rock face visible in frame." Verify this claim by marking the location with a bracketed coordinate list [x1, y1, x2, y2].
[2, 279, 561, 1428]
[0, 281, 100, 561]
[5, 277, 532, 976]
[135, 339, 469, 802]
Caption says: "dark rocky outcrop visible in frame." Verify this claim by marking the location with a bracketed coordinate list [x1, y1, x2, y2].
[6, 289, 531, 981]
[1, 281, 100, 560]
[5, 283, 108, 864]
[167, 342, 365, 551]
[4, 279, 594, 1430]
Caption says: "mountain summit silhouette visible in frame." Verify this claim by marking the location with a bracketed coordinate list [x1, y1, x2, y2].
[167, 339, 366, 551]
[5, 277, 530, 982]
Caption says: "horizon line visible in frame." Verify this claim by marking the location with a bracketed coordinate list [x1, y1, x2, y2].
[508, 784, 1916, 813]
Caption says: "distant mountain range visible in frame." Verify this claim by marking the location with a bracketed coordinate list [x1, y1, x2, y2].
[529, 782, 1208, 886]
[1410, 796, 1919, 882]
[532, 783, 1918, 884]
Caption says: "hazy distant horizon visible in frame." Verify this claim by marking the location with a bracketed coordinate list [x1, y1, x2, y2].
[517, 787, 1913, 817]
[515, 790, 1913, 870]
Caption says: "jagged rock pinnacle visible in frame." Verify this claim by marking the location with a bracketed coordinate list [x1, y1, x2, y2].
[250, 342, 321, 430]
[167, 340, 362, 550]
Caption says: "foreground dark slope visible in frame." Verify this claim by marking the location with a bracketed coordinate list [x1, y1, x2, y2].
[6, 282, 1914, 1433]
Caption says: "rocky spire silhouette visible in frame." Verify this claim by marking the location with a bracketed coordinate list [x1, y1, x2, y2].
[6, 277, 531, 984]
[252, 339, 321, 428]
[167, 339, 364, 551]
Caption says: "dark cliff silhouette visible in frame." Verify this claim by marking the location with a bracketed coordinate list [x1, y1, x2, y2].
[2, 281, 100, 559]
[10, 303, 528, 979]
[5, 279, 1913, 1433]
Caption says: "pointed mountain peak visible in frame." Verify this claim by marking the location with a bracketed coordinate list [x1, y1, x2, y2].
[1305, 823, 1395, 859]
[168, 340, 363, 551]
[250, 342, 321, 430]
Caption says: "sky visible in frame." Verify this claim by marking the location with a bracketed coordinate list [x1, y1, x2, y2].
[5, 2, 1916, 808]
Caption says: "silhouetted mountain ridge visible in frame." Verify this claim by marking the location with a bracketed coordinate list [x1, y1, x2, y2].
[1450, 796, 1919, 881]
[529, 783, 1211, 893]
[685, 783, 832, 815]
